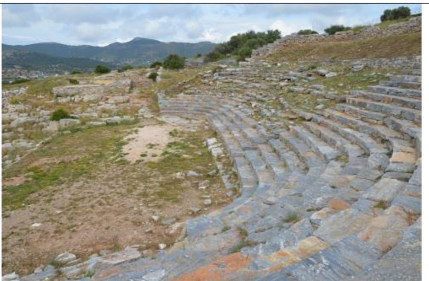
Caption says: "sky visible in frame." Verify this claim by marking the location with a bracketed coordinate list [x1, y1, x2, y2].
[2, 4, 422, 46]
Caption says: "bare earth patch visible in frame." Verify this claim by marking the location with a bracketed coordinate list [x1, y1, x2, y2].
[2, 121, 233, 275]
[123, 124, 181, 163]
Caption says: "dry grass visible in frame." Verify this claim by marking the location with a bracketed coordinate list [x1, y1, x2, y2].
[268, 32, 421, 62]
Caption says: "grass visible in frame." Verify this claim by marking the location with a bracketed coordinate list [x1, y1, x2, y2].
[309, 67, 395, 95]
[2, 124, 136, 210]
[221, 225, 231, 233]
[268, 32, 421, 62]
[374, 201, 388, 209]
[283, 212, 299, 223]
[228, 226, 257, 253]
[376, 17, 415, 29]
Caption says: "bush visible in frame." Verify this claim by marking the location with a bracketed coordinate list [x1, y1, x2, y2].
[380, 6, 411, 22]
[324, 25, 351, 35]
[68, 79, 79, 85]
[118, 65, 133, 73]
[71, 71, 81, 75]
[163, 54, 185, 70]
[298, 29, 318, 35]
[204, 29, 281, 62]
[237, 46, 252, 61]
[148, 72, 158, 82]
[150, 61, 163, 68]
[94, 65, 111, 74]
[51, 109, 70, 121]
[195, 53, 202, 58]
[11, 78, 30, 84]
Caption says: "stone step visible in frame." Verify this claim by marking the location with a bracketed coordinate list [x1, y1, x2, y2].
[262, 236, 383, 281]
[351, 90, 421, 110]
[390, 75, 421, 83]
[384, 117, 421, 139]
[346, 97, 421, 124]
[380, 80, 421, 89]
[279, 130, 326, 169]
[258, 144, 289, 183]
[312, 115, 388, 156]
[291, 126, 342, 162]
[367, 85, 421, 98]
[336, 104, 386, 123]
[350, 218, 421, 281]
[268, 138, 307, 175]
[401, 69, 421, 76]
[324, 109, 404, 142]
[302, 121, 365, 158]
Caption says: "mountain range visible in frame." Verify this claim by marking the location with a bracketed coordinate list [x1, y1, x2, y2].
[2, 37, 216, 74]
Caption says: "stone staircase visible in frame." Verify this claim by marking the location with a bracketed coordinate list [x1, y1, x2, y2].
[90, 61, 421, 280]
[16, 59, 421, 280]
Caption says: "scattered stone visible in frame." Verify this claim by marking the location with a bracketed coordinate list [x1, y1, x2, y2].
[203, 199, 212, 206]
[30, 223, 42, 228]
[187, 170, 200, 177]
[189, 207, 201, 214]
[55, 252, 77, 264]
[151, 216, 160, 222]
[159, 244, 167, 250]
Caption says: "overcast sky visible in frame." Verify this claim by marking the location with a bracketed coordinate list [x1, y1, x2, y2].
[2, 4, 422, 46]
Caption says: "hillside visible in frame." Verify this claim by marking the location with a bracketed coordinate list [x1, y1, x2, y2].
[2, 15, 422, 281]
[2, 49, 115, 74]
[3, 37, 216, 66]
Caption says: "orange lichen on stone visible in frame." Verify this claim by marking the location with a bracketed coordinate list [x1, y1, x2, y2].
[328, 197, 351, 210]
[173, 252, 253, 281]
[264, 236, 330, 273]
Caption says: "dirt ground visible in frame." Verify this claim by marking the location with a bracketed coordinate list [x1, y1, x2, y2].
[2, 120, 234, 275]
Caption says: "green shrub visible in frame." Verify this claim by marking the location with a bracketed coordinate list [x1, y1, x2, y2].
[118, 65, 133, 73]
[237, 46, 252, 61]
[163, 54, 185, 70]
[298, 29, 318, 35]
[148, 72, 158, 82]
[71, 71, 82, 75]
[324, 25, 351, 35]
[51, 109, 70, 121]
[150, 61, 163, 68]
[380, 6, 411, 22]
[95, 65, 111, 74]
[195, 53, 202, 58]
[11, 78, 30, 84]
[68, 79, 79, 85]
[204, 29, 281, 62]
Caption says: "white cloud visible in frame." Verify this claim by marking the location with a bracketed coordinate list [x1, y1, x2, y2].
[2, 4, 422, 45]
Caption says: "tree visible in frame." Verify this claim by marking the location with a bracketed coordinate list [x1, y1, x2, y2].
[95, 65, 111, 74]
[163, 54, 185, 70]
[380, 6, 411, 22]
[204, 29, 281, 62]
[150, 61, 163, 68]
[324, 25, 351, 35]
[298, 29, 318, 35]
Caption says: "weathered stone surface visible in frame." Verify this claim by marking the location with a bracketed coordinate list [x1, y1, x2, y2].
[391, 193, 421, 215]
[328, 197, 351, 210]
[358, 206, 409, 252]
[100, 247, 141, 265]
[314, 208, 372, 244]
[362, 178, 406, 204]
[351, 218, 421, 281]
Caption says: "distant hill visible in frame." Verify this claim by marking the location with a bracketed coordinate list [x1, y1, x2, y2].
[3, 37, 216, 67]
[2, 49, 115, 74]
